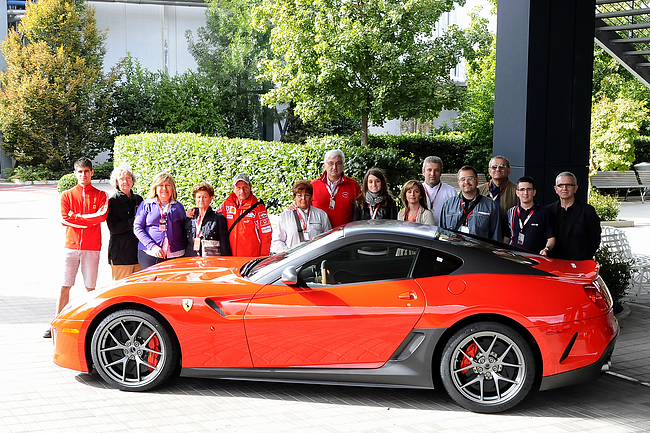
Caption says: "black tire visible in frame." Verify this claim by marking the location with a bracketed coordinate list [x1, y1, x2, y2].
[91, 309, 178, 391]
[440, 321, 536, 413]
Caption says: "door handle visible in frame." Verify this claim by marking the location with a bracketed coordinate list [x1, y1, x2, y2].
[398, 291, 417, 300]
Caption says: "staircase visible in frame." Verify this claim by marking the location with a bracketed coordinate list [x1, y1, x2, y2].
[596, 0, 650, 88]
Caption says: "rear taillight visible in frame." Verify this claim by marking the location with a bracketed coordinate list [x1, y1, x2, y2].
[584, 275, 613, 311]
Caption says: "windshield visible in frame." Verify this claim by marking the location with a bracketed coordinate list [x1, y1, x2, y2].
[436, 228, 539, 266]
[243, 227, 345, 278]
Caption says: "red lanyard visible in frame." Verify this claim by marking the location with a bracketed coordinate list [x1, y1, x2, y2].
[296, 208, 310, 231]
[327, 179, 341, 198]
[157, 201, 170, 220]
[460, 199, 474, 219]
[424, 183, 441, 209]
[512, 206, 535, 233]
[368, 203, 381, 219]
[195, 212, 204, 238]
[406, 206, 419, 222]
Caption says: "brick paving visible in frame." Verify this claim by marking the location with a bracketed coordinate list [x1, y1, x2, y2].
[1, 183, 650, 432]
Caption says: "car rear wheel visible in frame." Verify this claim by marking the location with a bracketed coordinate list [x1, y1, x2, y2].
[91, 309, 178, 391]
[440, 322, 536, 413]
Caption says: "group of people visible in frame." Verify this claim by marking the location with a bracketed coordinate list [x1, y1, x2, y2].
[44, 152, 602, 338]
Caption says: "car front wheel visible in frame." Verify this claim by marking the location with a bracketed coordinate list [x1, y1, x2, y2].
[440, 322, 536, 413]
[91, 309, 178, 391]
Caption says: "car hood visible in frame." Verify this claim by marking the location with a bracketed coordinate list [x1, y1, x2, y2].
[121, 256, 254, 283]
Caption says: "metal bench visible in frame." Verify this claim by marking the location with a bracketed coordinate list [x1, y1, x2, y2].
[600, 226, 650, 296]
[441, 173, 487, 192]
[591, 170, 646, 202]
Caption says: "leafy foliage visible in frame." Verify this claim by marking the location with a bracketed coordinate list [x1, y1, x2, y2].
[57, 173, 78, 193]
[590, 96, 647, 175]
[111, 56, 230, 138]
[588, 188, 620, 221]
[254, 0, 488, 144]
[595, 246, 632, 310]
[186, 0, 271, 139]
[0, 0, 113, 172]
[457, 33, 495, 145]
[114, 133, 414, 214]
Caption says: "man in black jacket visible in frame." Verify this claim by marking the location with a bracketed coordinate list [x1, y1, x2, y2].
[545, 171, 601, 261]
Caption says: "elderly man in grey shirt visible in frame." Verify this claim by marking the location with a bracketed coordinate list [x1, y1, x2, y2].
[439, 165, 501, 241]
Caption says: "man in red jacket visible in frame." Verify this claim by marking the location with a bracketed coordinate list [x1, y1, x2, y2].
[217, 173, 272, 257]
[311, 149, 361, 228]
[44, 157, 109, 338]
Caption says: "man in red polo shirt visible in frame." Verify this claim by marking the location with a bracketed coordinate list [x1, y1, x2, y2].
[311, 149, 361, 228]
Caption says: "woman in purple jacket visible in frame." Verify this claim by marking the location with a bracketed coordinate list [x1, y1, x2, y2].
[134, 172, 186, 269]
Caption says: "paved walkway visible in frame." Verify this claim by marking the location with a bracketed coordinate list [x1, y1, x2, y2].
[1, 183, 650, 432]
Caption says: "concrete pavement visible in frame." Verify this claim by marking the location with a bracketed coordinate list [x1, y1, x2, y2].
[1, 183, 650, 432]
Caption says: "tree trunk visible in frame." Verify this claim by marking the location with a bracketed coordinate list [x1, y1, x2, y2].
[361, 114, 369, 146]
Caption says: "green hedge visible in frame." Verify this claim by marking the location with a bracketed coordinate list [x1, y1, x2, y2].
[307, 133, 492, 174]
[114, 133, 415, 214]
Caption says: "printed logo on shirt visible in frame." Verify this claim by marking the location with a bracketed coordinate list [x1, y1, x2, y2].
[225, 206, 236, 215]
[342, 192, 349, 198]
[247, 211, 256, 218]
[531, 223, 539, 226]
[259, 212, 268, 219]
[226, 214, 234, 219]
[477, 211, 491, 216]
[261, 225, 272, 233]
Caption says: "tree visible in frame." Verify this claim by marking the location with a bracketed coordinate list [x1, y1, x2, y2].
[0, 0, 113, 171]
[254, 0, 486, 145]
[187, 0, 272, 139]
[111, 55, 229, 137]
[457, 8, 495, 145]
[590, 96, 647, 177]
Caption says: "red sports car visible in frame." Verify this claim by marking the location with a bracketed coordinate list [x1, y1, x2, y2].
[51, 220, 618, 413]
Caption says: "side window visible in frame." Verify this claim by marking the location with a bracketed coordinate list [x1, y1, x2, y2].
[298, 242, 420, 285]
[412, 247, 463, 278]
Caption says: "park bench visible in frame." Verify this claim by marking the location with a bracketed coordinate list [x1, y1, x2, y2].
[441, 173, 487, 192]
[591, 170, 646, 202]
[600, 226, 650, 296]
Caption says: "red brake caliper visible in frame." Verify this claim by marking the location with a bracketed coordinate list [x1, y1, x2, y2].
[460, 342, 478, 374]
[147, 334, 160, 371]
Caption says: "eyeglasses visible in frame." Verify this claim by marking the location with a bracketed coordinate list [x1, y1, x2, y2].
[556, 183, 576, 189]
[517, 188, 534, 192]
[459, 176, 476, 182]
[490, 164, 507, 170]
[295, 194, 311, 199]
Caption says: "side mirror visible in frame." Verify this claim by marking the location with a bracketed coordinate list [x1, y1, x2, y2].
[281, 266, 299, 286]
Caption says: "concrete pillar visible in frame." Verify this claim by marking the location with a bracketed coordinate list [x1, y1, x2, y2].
[493, 0, 595, 204]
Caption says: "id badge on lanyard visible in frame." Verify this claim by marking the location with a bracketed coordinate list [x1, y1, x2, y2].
[158, 202, 169, 232]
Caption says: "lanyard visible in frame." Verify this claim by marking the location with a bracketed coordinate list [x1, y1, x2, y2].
[327, 179, 341, 199]
[488, 180, 509, 201]
[296, 207, 310, 231]
[157, 201, 170, 221]
[513, 206, 535, 233]
[458, 194, 481, 229]
[406, 206, 419, 222]
[195, 211, 205, 238]
[368, 203, 381, 219]
[424, 183, 441, 209]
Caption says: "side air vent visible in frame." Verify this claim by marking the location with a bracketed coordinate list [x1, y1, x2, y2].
[560, 332, 578, 363]
[205, 298, 226, 317]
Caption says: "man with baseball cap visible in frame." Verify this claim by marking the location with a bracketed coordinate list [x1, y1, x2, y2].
[217, 173, 272, 256]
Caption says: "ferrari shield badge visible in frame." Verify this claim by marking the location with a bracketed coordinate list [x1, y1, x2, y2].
[182, 299, 193, 312]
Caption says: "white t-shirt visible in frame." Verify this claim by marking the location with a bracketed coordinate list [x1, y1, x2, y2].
[423, 181, 456, 226]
